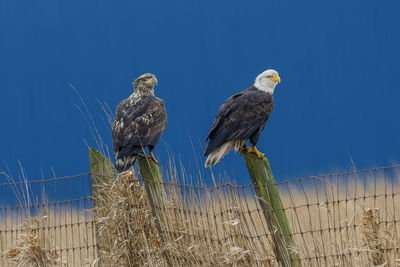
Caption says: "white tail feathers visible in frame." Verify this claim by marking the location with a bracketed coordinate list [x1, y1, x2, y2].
[204, 140, 245, 168]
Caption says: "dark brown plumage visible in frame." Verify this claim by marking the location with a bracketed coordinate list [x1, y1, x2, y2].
[112, 73, 167, 173]
[204, 69, 280, 167]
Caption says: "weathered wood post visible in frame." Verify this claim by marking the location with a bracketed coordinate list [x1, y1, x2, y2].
[243, 153, 301, 267]
[137, 155, 172, 267]
[89, 148, 115, 209]
[88, 148, 115, 266]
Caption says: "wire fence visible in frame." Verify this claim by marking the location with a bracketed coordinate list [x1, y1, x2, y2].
[137, 165, 400, 266]
[0, 174, 97, 266]
[1, 165, 400, 266]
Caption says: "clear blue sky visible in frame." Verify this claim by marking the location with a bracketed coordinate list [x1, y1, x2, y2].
[1, 0, 399, 184]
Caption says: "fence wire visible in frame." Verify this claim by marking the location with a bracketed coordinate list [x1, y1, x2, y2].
[137, 165, 400, 266]
[1, 165, 399, 266]
[0, 174, 97, 267]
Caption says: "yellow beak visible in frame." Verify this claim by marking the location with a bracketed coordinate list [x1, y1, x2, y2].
[270, 75, 281, 83]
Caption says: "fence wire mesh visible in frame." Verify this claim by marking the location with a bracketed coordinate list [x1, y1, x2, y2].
[137, 165, 400, 266]
[1, 165, 399, 266]
[0, 174, 97, 266]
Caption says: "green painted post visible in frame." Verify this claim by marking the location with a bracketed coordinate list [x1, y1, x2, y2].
[89, 148, 115, 206]
[137, 155, 172, 267]
[137, 156, 164, 207]
[243, 153, 301, 267]
[88, 148, 115, 266]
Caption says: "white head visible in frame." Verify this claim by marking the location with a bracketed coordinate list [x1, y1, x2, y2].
[254, 69, 281, 94]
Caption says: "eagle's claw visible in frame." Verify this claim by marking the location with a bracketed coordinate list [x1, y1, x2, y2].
[246, 146, 265, 158]
[147, 151, 159, 164]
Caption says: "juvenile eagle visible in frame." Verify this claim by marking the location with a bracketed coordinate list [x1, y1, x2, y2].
[112, 73, 167, 173]
[204, 69, 281, 167]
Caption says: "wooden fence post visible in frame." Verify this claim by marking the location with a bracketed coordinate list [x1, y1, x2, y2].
[88, 148, 115, 266]
[243, 153, 301, 267]
[88, 148, 115, 208]
[137, 156, 173, 267]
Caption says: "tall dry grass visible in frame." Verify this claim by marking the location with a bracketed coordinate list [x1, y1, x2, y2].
[91, 166, 400, 266]
[4, 212, 65, 267]
[1, 166, 399, 266]
[280, 174, 400, 266]
[1, 204, 96, 266]
[93, 170, 162, 266]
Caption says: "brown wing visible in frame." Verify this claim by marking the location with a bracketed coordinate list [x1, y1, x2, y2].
[205, 87, 273, 156]
[112, 95, 167, 152]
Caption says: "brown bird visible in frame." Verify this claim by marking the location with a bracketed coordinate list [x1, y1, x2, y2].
[112, 73, 167, 173]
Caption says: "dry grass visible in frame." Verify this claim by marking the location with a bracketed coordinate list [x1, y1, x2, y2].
[92, 170, 162, 266]
[1, 167, 400, 266]
[91, 166, 400, 266]
[280, 177, 400, 266]
[1, 206, 96, 267]
[92, 170, 276, 266]
[4, 214, 64, 267]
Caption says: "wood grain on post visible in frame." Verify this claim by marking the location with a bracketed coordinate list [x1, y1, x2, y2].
[88, 148, 115, 266]
[89, 148, 115, 208]
[243, 153, 301, 267]
[137, 155, 172, 267]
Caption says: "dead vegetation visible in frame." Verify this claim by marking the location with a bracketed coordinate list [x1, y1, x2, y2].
[4, 212, 64, 267]
[1, 167, 400, 266]
[90, 167, 400, 266]
[92, 169, 274, 266]
[93, 170, 162, 266]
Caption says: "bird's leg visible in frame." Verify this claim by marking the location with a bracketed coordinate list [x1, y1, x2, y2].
[147, 151, 158, 164]
[246, 145, 265, 158]
[146, 146, 159, 164]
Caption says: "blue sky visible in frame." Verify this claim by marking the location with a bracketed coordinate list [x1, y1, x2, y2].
[1, 0, 399, 184]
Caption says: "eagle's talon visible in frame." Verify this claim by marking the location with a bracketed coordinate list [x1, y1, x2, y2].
[246, 146, 265, 158]
[147, 151, 159, 164]
[256, 151, 265, 159]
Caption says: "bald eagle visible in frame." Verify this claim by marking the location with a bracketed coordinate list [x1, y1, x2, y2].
[112, 73, 167, 173]
[204, 69, 281, 167]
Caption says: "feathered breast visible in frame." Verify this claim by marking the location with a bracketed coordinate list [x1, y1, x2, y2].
[112, 95, 167, 152]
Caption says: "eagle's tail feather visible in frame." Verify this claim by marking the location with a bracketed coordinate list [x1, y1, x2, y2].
[204, 140, 244, 168]
[115, 154, 137, 173]
[114, 146, 144, 173]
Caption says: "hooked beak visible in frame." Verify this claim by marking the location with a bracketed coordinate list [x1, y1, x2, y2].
[270, 75, 281, 83]
[152, 76, 158, 86]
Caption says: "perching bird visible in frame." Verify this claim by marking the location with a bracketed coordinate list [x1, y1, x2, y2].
[204, 69, 281, 167]
[112, 73, 167, 173]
